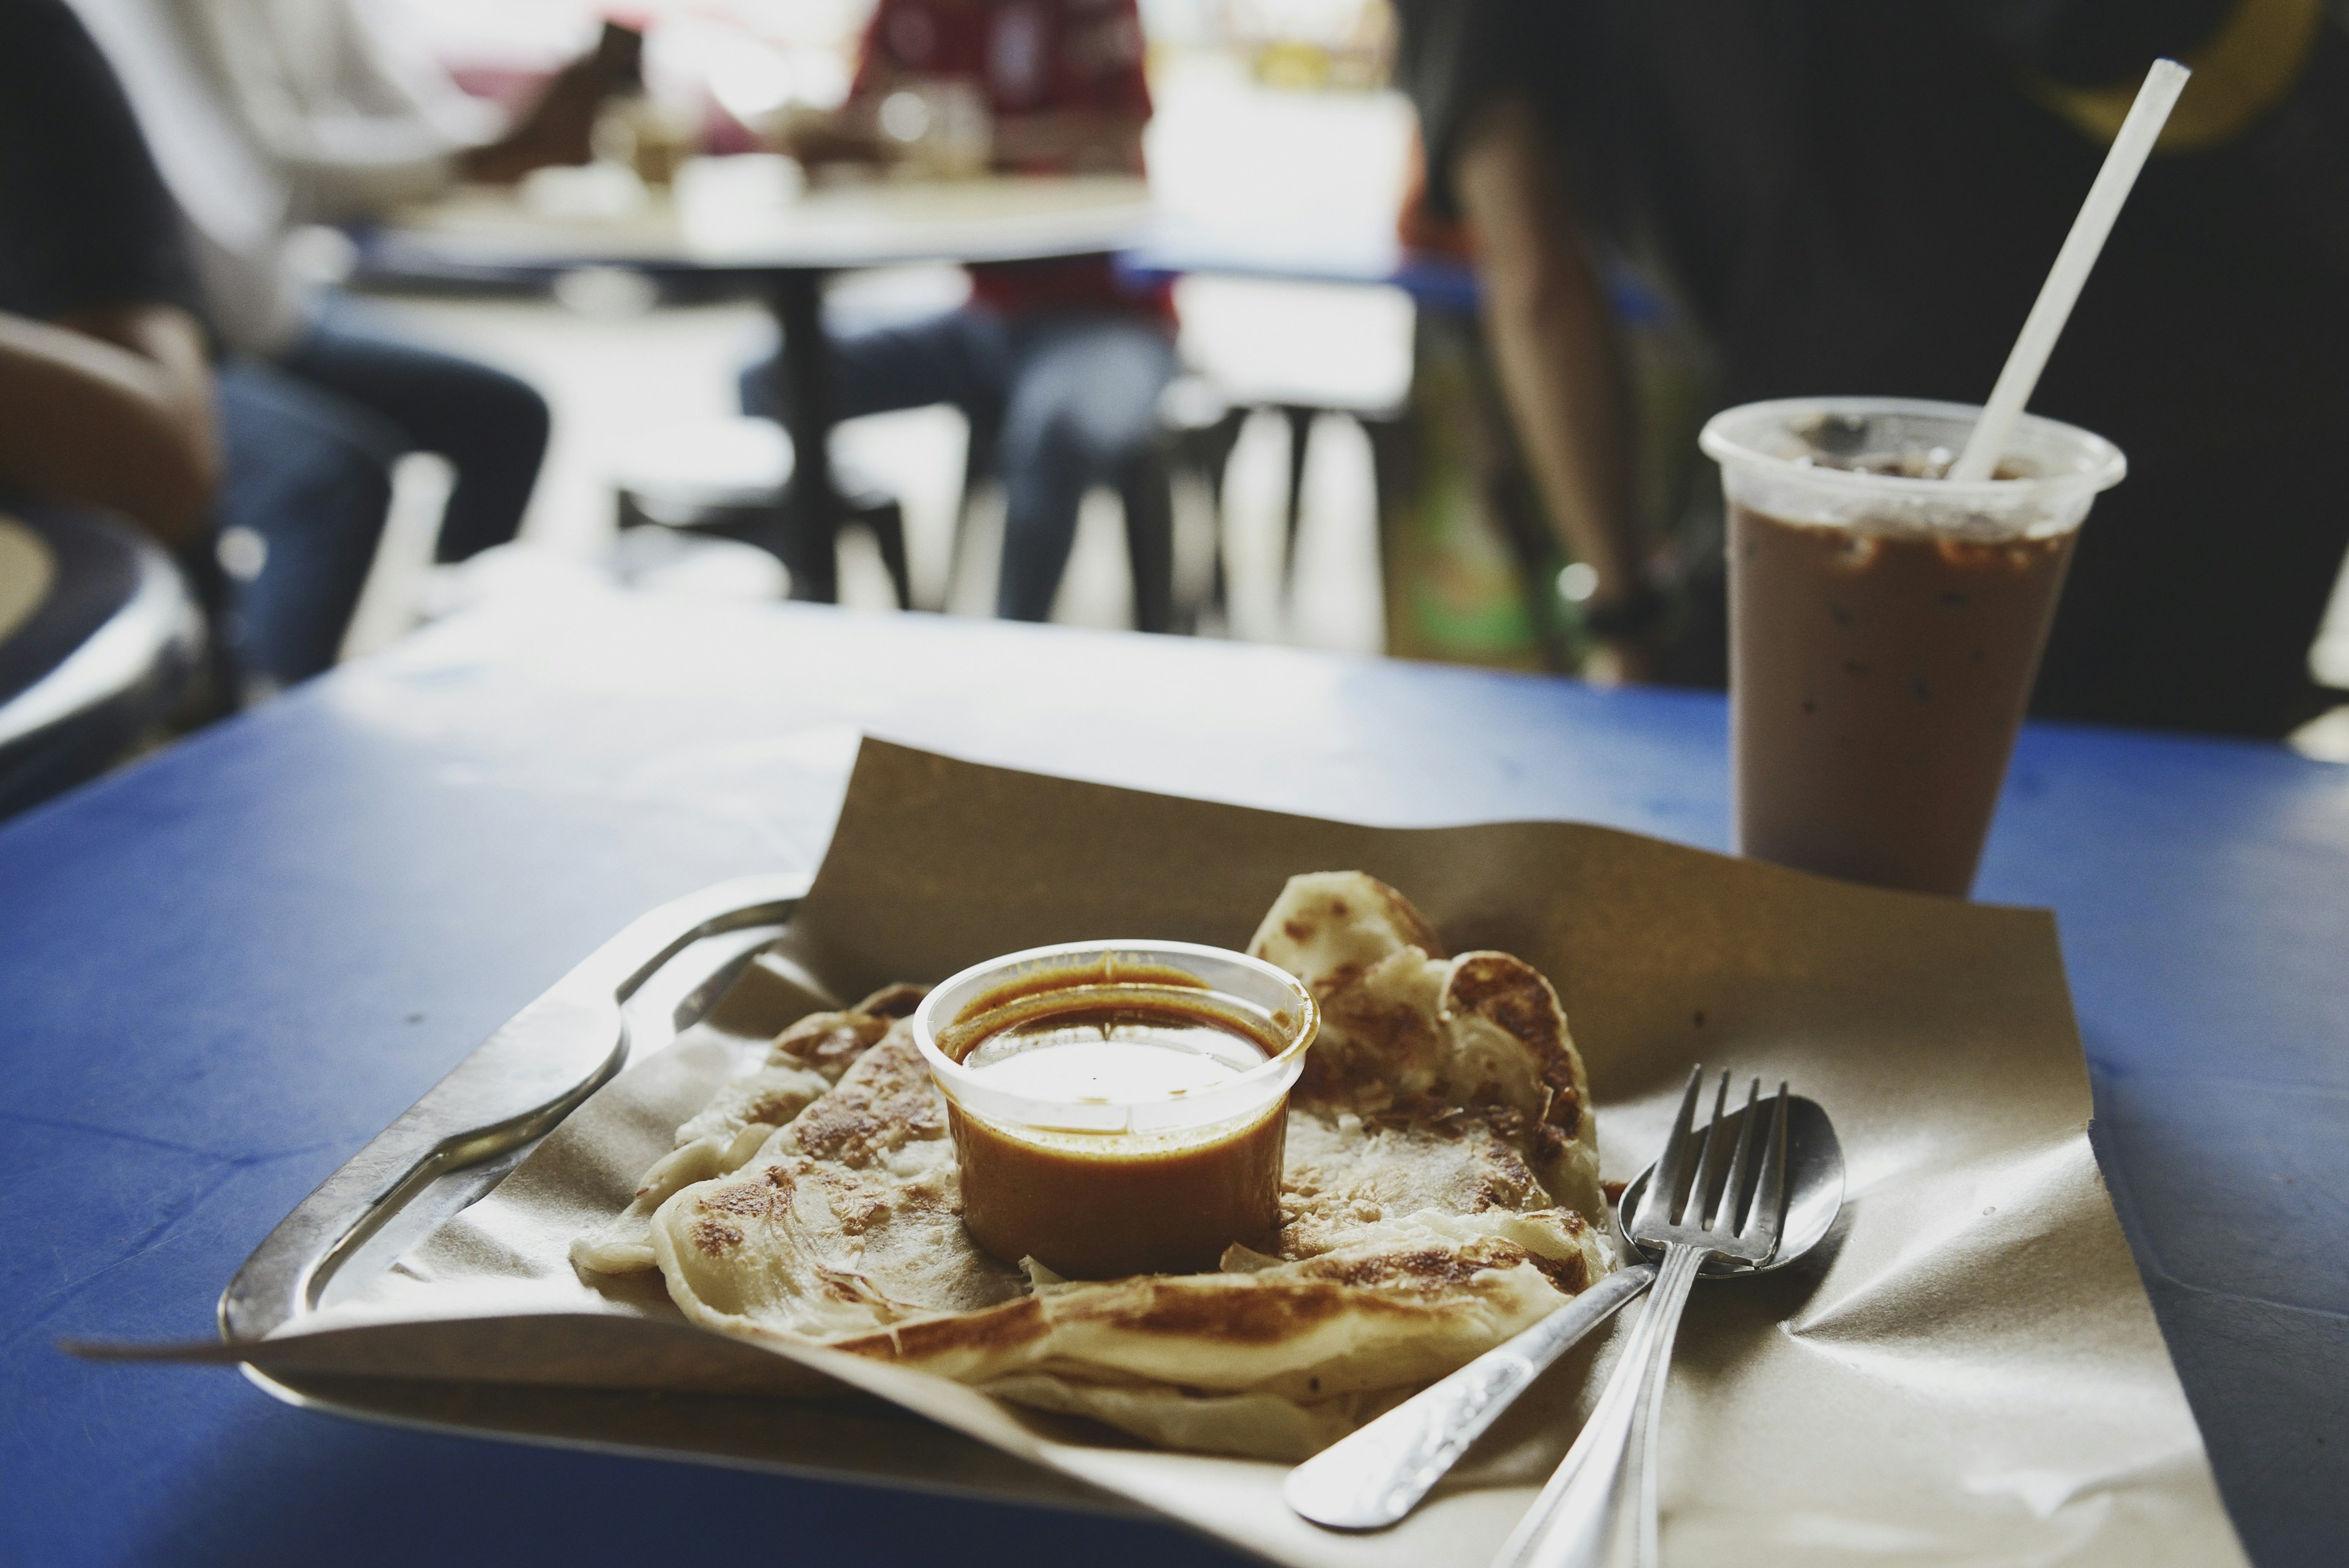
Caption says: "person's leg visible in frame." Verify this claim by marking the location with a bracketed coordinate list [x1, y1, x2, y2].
[279, 322, 549, 562]
[992, 314, 1178, 622]
[210, 362, 402, 698]
[738, 308, 1011, 425]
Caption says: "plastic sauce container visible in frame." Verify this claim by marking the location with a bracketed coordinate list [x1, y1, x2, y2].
[912, 941, 1319, 1279]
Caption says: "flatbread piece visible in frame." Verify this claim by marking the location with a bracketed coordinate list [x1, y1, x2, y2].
[580, 872, 1615, 1459]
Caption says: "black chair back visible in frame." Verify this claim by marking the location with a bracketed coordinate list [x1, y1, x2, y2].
[0, 498, 206, 819]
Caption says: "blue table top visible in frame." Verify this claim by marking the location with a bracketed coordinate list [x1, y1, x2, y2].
[1113, 229, 1485, 313]
[4, 595, 2343, 1567]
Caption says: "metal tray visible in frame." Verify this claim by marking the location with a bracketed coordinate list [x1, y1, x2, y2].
[218, 873, 1120, 1512]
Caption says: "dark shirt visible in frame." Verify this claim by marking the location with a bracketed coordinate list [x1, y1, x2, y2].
[0, 0, 202, 322]
[1395, 0, 2349, 735]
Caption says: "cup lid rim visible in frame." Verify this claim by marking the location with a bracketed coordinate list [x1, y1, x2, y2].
[1698, 396, 2127, 499]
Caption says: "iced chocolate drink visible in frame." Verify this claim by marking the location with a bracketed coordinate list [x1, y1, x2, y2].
[1701, 399, 2126, 896]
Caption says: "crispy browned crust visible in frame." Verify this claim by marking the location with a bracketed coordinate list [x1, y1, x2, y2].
[1446, 952, 1585, 1143]
[1278, 1110, 1549, 1256]
[852, 982, 929, 1020]
[1251, 872, 1605, 1233]
[828, 1227, 1589, 1373]
[771, 1010, 895, 1082]
[573, 989, 925, 1279]
[785, 1029, 946, 1166]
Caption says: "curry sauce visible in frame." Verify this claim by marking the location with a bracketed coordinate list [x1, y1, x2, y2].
[935, 962, 1305, 1279]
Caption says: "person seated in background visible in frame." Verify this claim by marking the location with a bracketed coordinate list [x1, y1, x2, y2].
[70, 0, 638, 697]
[747, 0, 1177, 626]
[0, 0, 217, 555]
[1394, 0, 2349, 737]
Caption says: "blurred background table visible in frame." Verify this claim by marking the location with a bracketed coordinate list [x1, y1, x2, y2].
[360, 169, 1154, 603]
[1, 594, 2342, 1567]
[364, 166, 1154, 286]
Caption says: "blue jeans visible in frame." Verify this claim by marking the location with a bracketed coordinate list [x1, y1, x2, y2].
[742, 307, 1177, 622]
[212, 321, 548, 693]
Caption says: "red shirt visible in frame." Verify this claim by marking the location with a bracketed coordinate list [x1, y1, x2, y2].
[852, 0, 1169, 321]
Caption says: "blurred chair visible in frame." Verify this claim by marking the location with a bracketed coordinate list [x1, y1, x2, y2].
[1156, 278, 1416, 622]
[937, 373, 1407, 635]
[611, 418, 911, 609]
[938, 402, 1181, 632]
[1156, 373, 1407, 626]
[0, 499, 206, 820]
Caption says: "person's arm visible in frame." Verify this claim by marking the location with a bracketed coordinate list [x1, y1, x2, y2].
[461, 25, 644, 186]
[0, 305, 217, 546]
[1448, 92, 1647, 648]
[0, 2, 217, 540]
[195, 0, 635, 206]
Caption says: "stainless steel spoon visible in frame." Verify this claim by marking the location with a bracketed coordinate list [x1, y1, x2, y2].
[1285, 1090, 1844, 1532]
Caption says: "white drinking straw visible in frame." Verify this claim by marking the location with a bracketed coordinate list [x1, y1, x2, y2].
[1946, 58, 2192, 483]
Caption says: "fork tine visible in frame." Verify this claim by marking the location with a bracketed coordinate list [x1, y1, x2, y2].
[1688, 1071, 1734, 1229]
[1746, 1083, 1792, 1250]
[1716, 1077, 1762, 1233]
[1650, 1066, 1706, 1224]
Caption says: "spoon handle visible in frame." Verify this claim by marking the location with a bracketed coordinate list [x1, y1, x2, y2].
[1490, 1241, 1705, 1568]
[1285, 1260, 1657, 1530]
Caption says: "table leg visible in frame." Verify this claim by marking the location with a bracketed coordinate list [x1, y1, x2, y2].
[770, 269, 839, 603]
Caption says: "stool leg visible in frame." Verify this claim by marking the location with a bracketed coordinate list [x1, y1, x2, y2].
[940, 407, 995, 614]
[1200, 407, 1247, 618]
[864, 500, 913, 611]
[1121, 450, 1176, 635]
[1281, 405, 1313, 591]
[1361, 412, 1411, 660]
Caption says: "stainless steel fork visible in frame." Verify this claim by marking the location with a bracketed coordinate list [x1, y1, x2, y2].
[1491, 1068, 1789, 1568]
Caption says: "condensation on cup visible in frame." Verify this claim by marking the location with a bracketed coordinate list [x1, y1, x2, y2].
[1701, 398, 2126, 897]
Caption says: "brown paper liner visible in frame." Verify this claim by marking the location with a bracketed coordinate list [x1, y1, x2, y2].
[72, 740, 2244, 1567]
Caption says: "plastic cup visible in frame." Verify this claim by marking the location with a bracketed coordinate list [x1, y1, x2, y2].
[1699, 397, 2126, 896]
[911, 940, 1318, 1279]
